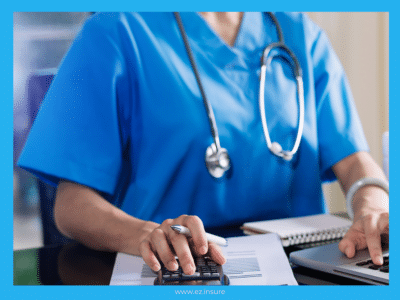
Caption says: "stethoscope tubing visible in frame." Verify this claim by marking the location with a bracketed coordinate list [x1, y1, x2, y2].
[174, 12, 222, 152]
[259, 42, 304, 160]
[174, 12, 305, 177]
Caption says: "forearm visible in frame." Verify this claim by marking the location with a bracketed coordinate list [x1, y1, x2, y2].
[54, 181, 226, 274]
[335, 152, 389, 263]
[333, 151, 389, 221]
[54, 180, 159, 255]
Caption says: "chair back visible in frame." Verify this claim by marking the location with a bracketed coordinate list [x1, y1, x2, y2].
[26, 71, 72, 246]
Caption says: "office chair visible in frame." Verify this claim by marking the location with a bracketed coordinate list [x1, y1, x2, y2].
[26, 71, 72, 246]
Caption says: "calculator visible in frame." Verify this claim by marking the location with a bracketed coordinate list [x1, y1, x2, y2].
[154, 256, 230, 285]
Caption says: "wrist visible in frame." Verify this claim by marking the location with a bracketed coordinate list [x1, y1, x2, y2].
[119, 220, 159, 256]
[351, 186, 389, 222]
[138, 220, 159, 244]
[346, 177, 389, 220]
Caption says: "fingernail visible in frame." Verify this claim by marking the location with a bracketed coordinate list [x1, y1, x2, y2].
[377, 257, 383, 265]
[200, 246, 207, 254]
[185, 264, 195, 275]
[168, 261, 178, 270]
[153, 263, 161, 271]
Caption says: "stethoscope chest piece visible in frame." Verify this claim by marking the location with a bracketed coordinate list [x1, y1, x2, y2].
[205, 143, 231, 179]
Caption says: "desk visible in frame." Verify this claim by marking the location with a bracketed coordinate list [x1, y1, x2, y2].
[14, 241, 368, 285]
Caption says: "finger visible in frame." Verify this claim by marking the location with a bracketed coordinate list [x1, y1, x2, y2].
[207, 243, 227, 265]
[139, 240, 161, 272]
[150, 228, 179, 271]
[376, 213, 389, 234]
[338, 235, 356, 258]
[167, 227, 196, 275]
[181, 215, 208, 256]
[188, 238, 207, 258]
[338, 222, 368, 258]
[363, 216, 383, 265]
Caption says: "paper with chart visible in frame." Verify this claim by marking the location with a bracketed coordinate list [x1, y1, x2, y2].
[109, 233, 298, 285]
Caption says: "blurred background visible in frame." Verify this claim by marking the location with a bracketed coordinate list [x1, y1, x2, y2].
[13, 12, 91, 250]
[13, 12, 389, 250]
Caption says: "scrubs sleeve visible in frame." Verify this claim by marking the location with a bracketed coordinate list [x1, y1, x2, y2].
[18, 14, 132, 195]
[310, 26, 369, 182]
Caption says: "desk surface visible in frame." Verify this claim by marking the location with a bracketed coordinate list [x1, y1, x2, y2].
[14, 241, 368, 286]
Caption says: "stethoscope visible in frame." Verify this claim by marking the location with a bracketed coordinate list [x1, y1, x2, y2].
[174, 12, 304, 179]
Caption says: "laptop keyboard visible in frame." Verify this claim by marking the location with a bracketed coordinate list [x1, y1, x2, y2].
[355, 255, 389, 273]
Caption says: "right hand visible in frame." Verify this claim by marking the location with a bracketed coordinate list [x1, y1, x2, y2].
[139, 215, 226, 275]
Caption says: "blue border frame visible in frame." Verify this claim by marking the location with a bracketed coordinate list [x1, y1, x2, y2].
[4, 1, 398, 299]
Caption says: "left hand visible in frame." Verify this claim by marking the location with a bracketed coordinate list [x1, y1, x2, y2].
[339, 211, 388, 265]
[332, 152, 389, 265]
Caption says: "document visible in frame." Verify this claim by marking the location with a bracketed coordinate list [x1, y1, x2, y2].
[109, 233, 298, 285]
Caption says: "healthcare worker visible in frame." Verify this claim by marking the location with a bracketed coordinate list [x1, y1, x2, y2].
[19, 12, 389, 275]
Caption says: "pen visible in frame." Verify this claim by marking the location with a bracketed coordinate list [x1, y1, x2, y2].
[171, 225, 228, 247]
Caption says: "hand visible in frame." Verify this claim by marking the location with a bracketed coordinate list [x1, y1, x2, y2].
[339, 211, 388, 265]
[139, 215, 226, 275]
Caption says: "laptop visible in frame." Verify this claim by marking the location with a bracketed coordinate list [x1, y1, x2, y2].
[289, 242, 388, 285]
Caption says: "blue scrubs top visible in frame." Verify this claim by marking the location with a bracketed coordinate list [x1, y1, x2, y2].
[18, 12, 368, 228]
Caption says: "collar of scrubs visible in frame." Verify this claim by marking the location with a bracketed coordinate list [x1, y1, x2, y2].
[178, 12, 275, 69]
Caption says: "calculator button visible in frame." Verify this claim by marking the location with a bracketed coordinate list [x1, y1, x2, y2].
[210, 267, 218, 273]
[157, 256, 228, 285]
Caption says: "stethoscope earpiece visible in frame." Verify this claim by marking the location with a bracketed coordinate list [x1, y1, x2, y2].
[269, 142, 293, 161]
[282, 153, 293, 161]
[205, 143, 231, 179]
[269, 141, 283, 156]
